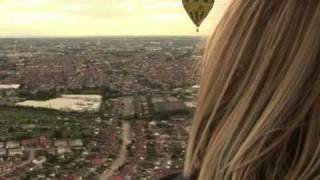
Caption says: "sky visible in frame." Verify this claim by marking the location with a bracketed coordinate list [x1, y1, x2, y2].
[0, 0, 232, 37]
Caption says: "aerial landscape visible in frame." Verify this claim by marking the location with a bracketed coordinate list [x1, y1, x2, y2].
[1, 0, 318, 179]
[0, 37, 203, 180]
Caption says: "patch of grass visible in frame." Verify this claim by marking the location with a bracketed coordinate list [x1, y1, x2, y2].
[0, 106, 98, 141]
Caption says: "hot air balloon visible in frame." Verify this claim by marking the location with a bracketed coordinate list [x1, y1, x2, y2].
[182, 0, 215, 32]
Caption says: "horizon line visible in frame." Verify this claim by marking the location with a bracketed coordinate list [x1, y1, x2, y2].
[0, 35, 209, 39]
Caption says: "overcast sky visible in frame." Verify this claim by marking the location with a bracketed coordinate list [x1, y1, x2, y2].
[0, 0, 232, 37]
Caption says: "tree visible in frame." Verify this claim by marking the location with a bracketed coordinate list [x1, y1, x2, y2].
[51, 129, 63, 139]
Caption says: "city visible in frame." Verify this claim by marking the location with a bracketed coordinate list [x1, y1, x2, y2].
[0, 37, 203, 180]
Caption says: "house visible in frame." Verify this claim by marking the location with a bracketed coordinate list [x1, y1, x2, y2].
[0, 149, 6, 156]
[6, 141, 20, 149]
[154, 101, 190, 117]
[69, 139, 83, 148]
[184, 101, 196, 109]
[8, 149, 23, 156]
[39, 136, 50, 147]
[54, 140, 68, 147]
[119, 97, 136, 119]
[0, 162, 11, 173]
[65, 175, 77, 180]
[21, 139, 39, 147]
[0, 84, 20, 90]
[48, 148, 56, 155]
[148, 121, 157, 126]
[57, 147, 71, 154]
[21, 124, 36, 131]
[36, 175, 46, 179]
[92, 158, 103, 166]
[33, 156, 47, 166]
[113, 176, 123, 180]
[166, 96, 179, 102]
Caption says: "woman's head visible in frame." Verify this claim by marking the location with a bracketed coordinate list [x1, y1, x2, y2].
[184, 0, 320, 179]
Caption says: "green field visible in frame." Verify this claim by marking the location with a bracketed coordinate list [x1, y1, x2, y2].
[0, 106, 100, 141]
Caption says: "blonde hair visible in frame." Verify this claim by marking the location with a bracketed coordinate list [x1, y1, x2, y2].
[184, 0, 320, 179]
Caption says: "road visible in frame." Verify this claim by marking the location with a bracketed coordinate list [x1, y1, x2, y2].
[100, 121, 131, 180]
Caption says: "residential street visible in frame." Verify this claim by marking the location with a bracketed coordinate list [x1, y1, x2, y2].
[100, 122, 131, 180]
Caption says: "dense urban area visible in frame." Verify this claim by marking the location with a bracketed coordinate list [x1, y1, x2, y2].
[0, 37, 203, 180]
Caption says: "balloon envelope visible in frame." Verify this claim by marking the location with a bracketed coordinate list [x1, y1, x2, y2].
[182, 0, 214, 29]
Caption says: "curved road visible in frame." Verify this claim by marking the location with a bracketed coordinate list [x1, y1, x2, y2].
[100, 122, 131, 180]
